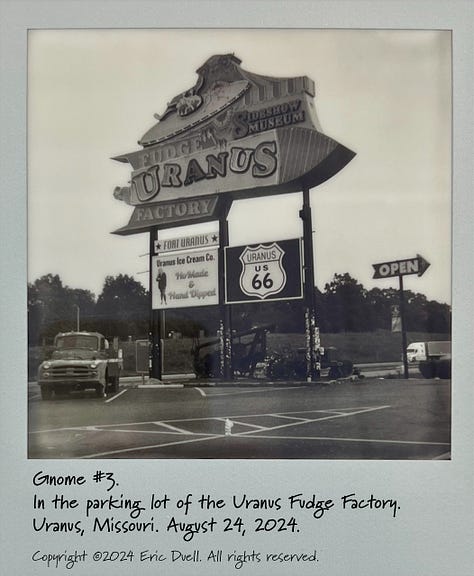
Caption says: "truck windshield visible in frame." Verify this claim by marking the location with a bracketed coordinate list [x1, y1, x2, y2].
[55, 335, 99, 350]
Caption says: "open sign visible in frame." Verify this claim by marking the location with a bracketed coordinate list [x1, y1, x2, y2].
[372, 254, 430, 279]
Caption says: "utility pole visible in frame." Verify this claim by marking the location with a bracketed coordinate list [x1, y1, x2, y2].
[300, 187, 319, 381]
[399, 275, 409, 379]
[73, 304, 80, 331]
[149, 226, 162, 379]
[218, 197, 233, 380]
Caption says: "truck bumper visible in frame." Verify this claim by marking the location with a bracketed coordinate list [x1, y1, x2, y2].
[38, 379, 103, 391]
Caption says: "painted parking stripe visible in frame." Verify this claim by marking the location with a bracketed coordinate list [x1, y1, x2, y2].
[216, 417, 267, 430]
[78, 427, 212, 437]
[269, 414, 312, 422]
[239, 434, 451, 447]
[80, 434, 222, 459]
[194, 387, 207, 397]
[37, 407, 389, 438]
[30, 406, 390, 434]
[236, 406, 392, 436]
[105, 389, 127, 403]
[31, 402, 450, 458]
[153, 421, 192, 434]
[209, 386, 306, 397]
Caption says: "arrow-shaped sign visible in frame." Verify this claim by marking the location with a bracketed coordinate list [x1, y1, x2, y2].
[372, 254, 430, 279]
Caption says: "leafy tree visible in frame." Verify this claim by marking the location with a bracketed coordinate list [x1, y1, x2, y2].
[424, 300, 451, 333]
[95, 274, 148, 337]
[323, 273, 369, 332]
[402, 292, 452, 333]
[27, 271, 451, 344]
[28, 274, 96, 343]
[313, 286, 330, 332]
[402, 291, 428, 331]
[365, 287, 400, 331]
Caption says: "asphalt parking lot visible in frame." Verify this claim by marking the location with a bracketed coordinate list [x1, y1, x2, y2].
[28, 376, 451, 460]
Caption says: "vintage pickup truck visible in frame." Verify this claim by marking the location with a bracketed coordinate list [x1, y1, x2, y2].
[37, 332, 122, 399]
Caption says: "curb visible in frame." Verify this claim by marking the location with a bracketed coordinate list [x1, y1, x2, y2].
[118, 375, 379, 389]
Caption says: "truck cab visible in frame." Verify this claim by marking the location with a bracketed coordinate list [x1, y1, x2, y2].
[406, 342, 426, 362]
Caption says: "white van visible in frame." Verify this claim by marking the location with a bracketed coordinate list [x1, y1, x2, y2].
[406, 342, 426, 362]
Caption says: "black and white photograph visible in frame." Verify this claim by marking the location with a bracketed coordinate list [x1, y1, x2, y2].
[1, 3, 473, 576]
[27, 28, 452, 460]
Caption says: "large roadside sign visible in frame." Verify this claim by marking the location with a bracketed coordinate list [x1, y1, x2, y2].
[111, 53, 355, 381]
[225, 238, 303, 304]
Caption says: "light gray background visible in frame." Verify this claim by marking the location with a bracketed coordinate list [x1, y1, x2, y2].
[1, 1, 473, 575]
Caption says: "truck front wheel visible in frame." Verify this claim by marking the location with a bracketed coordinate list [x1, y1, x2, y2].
[107, 375, 119, 394]
[95, 383, 106, 398]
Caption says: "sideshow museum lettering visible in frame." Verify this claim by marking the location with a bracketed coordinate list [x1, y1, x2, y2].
[232, 99, 305, 138]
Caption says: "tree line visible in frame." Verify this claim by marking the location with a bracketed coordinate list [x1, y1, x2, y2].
[28, 272, 451, 345]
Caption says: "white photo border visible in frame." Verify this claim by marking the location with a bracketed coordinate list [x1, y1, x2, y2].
[1, 2, 473, 575]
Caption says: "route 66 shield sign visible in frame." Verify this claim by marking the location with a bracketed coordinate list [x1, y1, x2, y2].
[225, 238, 302, 304]
[239, 243, 287, 299]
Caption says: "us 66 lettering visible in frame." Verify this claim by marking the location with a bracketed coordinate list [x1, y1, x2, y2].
[251, 271, 273, 290]
[255, 517, 299, 532]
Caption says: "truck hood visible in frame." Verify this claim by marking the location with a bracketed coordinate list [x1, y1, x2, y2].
[50, 350, 102, 361]
[44, 359, 97, 368]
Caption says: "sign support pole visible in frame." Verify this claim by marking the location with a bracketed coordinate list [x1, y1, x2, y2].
[219, 198, 233, 380]
[301, 187, 319, 381]
[399, 274, 409, 379]
[149, 226, 162, 380]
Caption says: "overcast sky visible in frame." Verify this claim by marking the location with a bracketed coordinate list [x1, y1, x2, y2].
[28, 29, 451, 304]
